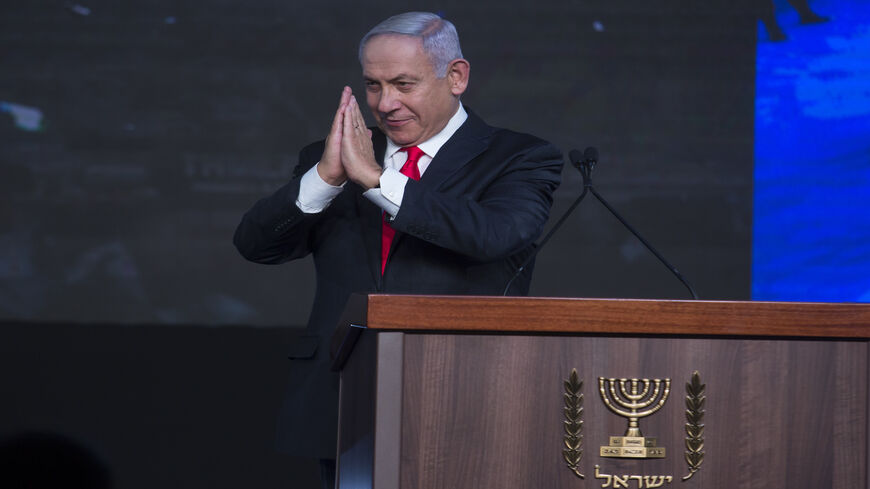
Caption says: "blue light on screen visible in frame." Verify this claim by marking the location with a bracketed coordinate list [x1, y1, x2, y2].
[754, 0, 870, 302]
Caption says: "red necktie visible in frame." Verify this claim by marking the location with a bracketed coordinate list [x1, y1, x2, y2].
[381, 146, 424, 274]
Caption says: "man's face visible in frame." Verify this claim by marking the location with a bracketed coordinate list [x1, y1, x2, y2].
[361, 34, 462, 147]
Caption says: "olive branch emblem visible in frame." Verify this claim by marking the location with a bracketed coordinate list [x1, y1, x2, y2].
[563, 368, 584, 478]
[683, 371, 705, 480]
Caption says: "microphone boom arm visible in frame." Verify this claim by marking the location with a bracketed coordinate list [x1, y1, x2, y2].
[503, 147, 699, 300]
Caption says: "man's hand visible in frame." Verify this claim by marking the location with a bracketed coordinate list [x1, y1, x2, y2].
[340, 95, 382, 190]
[316, 86, 352, 186]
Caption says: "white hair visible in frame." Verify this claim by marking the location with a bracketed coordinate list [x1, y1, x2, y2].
[358, 12, 464, 78]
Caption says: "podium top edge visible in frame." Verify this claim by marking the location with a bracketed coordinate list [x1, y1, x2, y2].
[350, 294, 870, 338]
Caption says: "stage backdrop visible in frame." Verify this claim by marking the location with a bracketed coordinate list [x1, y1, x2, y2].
[0, 0, 758, 326]
[753, 0, 870, 303]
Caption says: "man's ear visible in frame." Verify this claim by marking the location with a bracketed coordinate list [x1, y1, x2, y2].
[446, 59, 470, 96]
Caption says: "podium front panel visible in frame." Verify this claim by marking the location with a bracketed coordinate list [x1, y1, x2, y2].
[339, 331, 867, 489]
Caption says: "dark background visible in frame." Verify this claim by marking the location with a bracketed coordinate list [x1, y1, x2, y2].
[1, 1, 755, 487]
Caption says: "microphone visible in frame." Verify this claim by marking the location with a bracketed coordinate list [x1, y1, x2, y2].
[569, 149, 584, 168]
[502, 149, 592, 295]
[582, 147, 598, 170]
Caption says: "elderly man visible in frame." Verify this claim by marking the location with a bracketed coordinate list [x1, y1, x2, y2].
[233, 11, 562, 487]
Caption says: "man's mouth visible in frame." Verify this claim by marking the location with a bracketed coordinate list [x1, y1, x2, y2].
[384, 117, 412, 128]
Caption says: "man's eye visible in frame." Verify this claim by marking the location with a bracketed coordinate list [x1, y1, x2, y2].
[365, 82, 380, 91]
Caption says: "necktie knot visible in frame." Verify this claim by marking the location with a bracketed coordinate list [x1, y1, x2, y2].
[399, 146, 424, 181]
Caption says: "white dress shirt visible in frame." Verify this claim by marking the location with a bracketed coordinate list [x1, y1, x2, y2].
[295, 104, 468, 218]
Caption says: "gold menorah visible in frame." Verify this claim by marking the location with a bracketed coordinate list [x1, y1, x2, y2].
[598, 377, 671, 458]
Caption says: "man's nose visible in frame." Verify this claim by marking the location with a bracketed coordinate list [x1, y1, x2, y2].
[378, 88, 402, 114]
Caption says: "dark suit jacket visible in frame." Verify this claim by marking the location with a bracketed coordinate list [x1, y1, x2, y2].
[233, 110, 562, 458]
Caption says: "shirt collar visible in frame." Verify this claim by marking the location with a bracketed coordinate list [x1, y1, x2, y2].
[385, 103, 468, 160]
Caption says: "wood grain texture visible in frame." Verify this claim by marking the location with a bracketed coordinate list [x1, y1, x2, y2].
[396, 334, 867, 489]
[363, 295, 870, 337]
[336, 297, 870, 489]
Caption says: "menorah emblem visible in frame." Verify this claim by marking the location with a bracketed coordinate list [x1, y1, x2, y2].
[598, 377, 671, 459]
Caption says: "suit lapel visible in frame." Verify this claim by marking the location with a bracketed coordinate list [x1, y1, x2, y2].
[416, 109, 493, 192]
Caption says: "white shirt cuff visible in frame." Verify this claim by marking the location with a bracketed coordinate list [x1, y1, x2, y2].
[295, 163, 345, 214]
[362, 167, 408, 218]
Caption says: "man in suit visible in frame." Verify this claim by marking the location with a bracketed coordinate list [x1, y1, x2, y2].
[233, 11, 562, 487]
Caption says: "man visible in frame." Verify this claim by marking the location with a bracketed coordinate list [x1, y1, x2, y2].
[233, 11, 562, 486]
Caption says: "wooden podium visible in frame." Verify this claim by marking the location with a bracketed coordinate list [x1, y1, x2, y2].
[331, 295, 870, 489]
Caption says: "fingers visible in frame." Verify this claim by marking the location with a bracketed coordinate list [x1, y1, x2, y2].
[342, 96, 373, 146]
[339, 96, 380, 189]
[349, 95, 366, 132]
[343, 96, 367, 145]
[344, 97, 355, 130]
[329, 87, 353, 138]
[328, 106, 343, 143]
[318, 87, 352, 185]
[342, 95, 355, 135]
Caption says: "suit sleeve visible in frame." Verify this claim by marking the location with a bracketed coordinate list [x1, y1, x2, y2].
[232, 142, 327, 264]
[390, 136, 563, 262]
